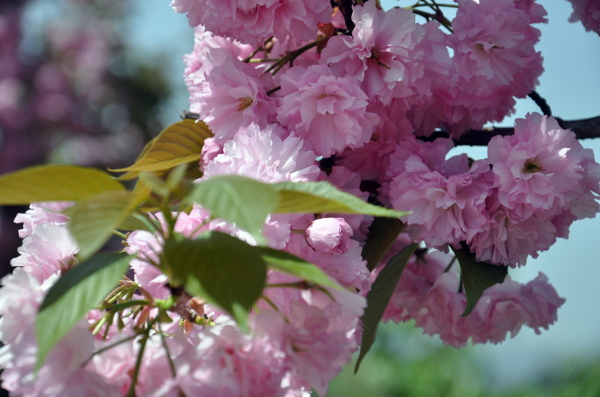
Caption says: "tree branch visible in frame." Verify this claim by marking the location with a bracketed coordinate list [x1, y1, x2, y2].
[180, 111, 600, 147]
[336, 0, 356, 33]
[422, 116, 600, 146]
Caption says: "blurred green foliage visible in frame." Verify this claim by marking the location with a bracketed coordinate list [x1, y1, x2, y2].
[326, 322, 600, 397]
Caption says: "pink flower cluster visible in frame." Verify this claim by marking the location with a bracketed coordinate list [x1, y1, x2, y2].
[567, 0, 600, 35]
[378, 246, 564, 347]
[172, 0, 331, 46]
[385, 113, 600, 267]
[1, 0, 598, 394]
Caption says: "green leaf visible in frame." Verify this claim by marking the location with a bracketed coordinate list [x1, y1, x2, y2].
[273, 181, 408, 218]
[258, 247, 343, 290]
[355, 242, 418, 373]
[139, 171, 170, 197]
[110, 119, 213, 181]
[66, 191, 133, 260]
[0, 165, 125, 205]
[190, 175, 279, 243]
[362, 218, 405, 272]
[36, 253, 131, 369]
[117, 213, 154, 232]
[451, 243, 508, 317]
[163, 232, 267, 332]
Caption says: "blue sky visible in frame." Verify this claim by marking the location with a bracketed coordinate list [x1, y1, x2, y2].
[128, 0, 600, 388]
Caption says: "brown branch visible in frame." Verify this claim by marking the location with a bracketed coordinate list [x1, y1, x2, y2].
[528, 91, 553, 116]
[422, 116, 600, 146]
[181, 110, 600, 147]
[336, 0, 356, 33]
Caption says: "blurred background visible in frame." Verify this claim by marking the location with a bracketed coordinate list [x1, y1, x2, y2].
[1, 0, 599, 395]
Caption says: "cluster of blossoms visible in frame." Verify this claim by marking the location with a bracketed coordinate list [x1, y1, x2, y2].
[1, 0, 599, 395]
[383, 113, 600, 266]
[567, 0, 600, 35]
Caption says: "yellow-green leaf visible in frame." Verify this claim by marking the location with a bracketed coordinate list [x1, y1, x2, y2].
[258, 247, 343, 290]
[0, 165, 125, 205]
[117, 213, 154, 232]
[67, 191, 134, 260]
[273, 181, 407, 218]
[110, 119, 212, 180]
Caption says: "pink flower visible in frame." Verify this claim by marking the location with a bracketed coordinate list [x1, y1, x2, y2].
[450, 0, 544, 87]
[386, 142, 493, 249]
[381, 248, 450, 324]
[471, 277, 532, 344]
[320, 1, 425, 104]
[305, 217, 353, 254]
[567, 0, 600, 35]
[11, 222, 78, 283]
[0, 268, 51, 345]
[255, 288, 365, 396]
[183, 26, 254, 114]
[277, 65, 379, 157]
[338, 106, 414, 183]
[203, 123, 321, 184]
[488, 113, 588, 219]
[195, 55, 277, 144]
[13, 202, 71, 238]
[472, 273, 564, 342]
[521, 272, 565, 333]
[425, 0, 546, 136]
[286, 230, 370, 292]
[172, 0, 331, 46]
[419, 272, 472, 347]
[468, 202, 559, 267]
[199, 137, 222, 173]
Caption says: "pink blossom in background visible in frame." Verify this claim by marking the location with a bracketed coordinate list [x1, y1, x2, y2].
[283, 289, 365, 395]
[277, 64, 379, 157]
[567, 0, 600, 35]
[471, 277, 533, 344]
[201, 123, 322, 248]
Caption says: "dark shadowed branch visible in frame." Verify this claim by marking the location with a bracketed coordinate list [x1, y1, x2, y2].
[181, 111, 600, 147]
[430, 115, 600, 146]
